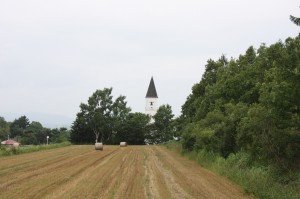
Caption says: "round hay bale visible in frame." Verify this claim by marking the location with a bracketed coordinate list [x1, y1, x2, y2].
[95, 142, 103, 150]
[120, 142, 127, 147]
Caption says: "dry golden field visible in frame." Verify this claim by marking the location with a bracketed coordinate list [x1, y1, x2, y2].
[0, 145, 253, 199]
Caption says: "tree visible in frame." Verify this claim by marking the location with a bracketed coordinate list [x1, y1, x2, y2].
[57, 127, 70, 143]
[71, 88, 132, 144]
[111, 95, 131, 143]
[117, 112, 150, 145]
[181, 59, 222, 122]
[10, 115, 30, 138]
[80, 88, 113, 143]
[50, 127, 70, 143]
[0, 117, 9, 141]
[290, 7, 300, 26]
[148, 104, 174, 144]
[70, 114, 94, 144]
[21, 121, 44, 145]
[290, 15, 300, 26]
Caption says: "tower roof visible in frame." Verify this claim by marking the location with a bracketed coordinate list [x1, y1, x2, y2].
[146, 77, 158, 98]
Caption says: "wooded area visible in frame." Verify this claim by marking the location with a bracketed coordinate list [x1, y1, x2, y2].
[178, 34, 300, 171]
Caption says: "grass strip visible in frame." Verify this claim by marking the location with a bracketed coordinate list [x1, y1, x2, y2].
[0, 142, 71, 156]
[163, 141, 300, 199]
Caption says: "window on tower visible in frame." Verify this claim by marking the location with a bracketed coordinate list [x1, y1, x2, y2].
[150, 102, 153, 106]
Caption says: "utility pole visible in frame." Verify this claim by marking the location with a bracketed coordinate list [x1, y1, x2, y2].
[46, 136, 49, 145]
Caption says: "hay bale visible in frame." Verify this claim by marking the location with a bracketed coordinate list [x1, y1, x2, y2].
[120, 142, 127, 147]
[95, 142, 103, 150]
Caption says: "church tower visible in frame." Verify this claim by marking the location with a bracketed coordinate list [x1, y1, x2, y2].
[145, 77, 158, 121]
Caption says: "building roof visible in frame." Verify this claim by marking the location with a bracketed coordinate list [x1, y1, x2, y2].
[146, 77, 158, 98]
[1, 140, 20, 145]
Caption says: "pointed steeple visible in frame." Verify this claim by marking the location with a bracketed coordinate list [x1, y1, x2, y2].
[146, 77, 158, 98]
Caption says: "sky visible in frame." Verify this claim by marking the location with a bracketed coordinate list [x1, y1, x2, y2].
[0, 0, 299, 128]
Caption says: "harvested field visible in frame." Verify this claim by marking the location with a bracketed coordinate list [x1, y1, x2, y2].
[0, 145, 254, 199]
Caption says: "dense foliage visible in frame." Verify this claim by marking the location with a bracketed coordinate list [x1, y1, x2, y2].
[0, 115, 70, 145]
[71, 88, 134, 144]
[0, 117, 10, 141]
[146, 104, 175, 144]
[117, 112, 150, 145]
[180, 35, 300, 171]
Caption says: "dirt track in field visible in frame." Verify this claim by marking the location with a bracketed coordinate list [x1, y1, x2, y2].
[0, 145, 254, 199]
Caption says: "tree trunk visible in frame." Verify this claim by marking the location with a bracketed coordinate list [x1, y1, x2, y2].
[93, 129, 100, 143]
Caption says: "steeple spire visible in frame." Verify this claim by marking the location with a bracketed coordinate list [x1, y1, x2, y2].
[146, 77, 158, 98]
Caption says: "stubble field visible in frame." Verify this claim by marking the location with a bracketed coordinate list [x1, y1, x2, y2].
[0, 145, 253, 199]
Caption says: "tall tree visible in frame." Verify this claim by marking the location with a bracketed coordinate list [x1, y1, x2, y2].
[111, 95, 131, 143]
[0, 117, 9, 140]
[80, 88, 113, 143]
[10, 115, 30, 138]
[71, 88, 132, 144]
[148, 104, 174, 144]
[70, 114, 93, 144]
[22, 121, 44, 145]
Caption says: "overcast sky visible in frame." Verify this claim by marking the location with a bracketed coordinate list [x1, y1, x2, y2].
[0, 0, 299, 127]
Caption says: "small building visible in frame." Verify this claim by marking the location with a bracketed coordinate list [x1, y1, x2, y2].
[1, 139, 20, 145]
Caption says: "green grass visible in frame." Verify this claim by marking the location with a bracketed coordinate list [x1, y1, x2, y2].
[162, 141, 300, 199]
[0, 142, 71, 156]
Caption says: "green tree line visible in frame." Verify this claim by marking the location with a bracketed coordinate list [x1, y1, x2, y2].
[0, 116, 70, 145]
[178, 34, 300, 171]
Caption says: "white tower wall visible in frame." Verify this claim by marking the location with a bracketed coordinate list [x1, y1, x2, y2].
[145, 97, 158, 117]
[145, 77, 159, 123]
